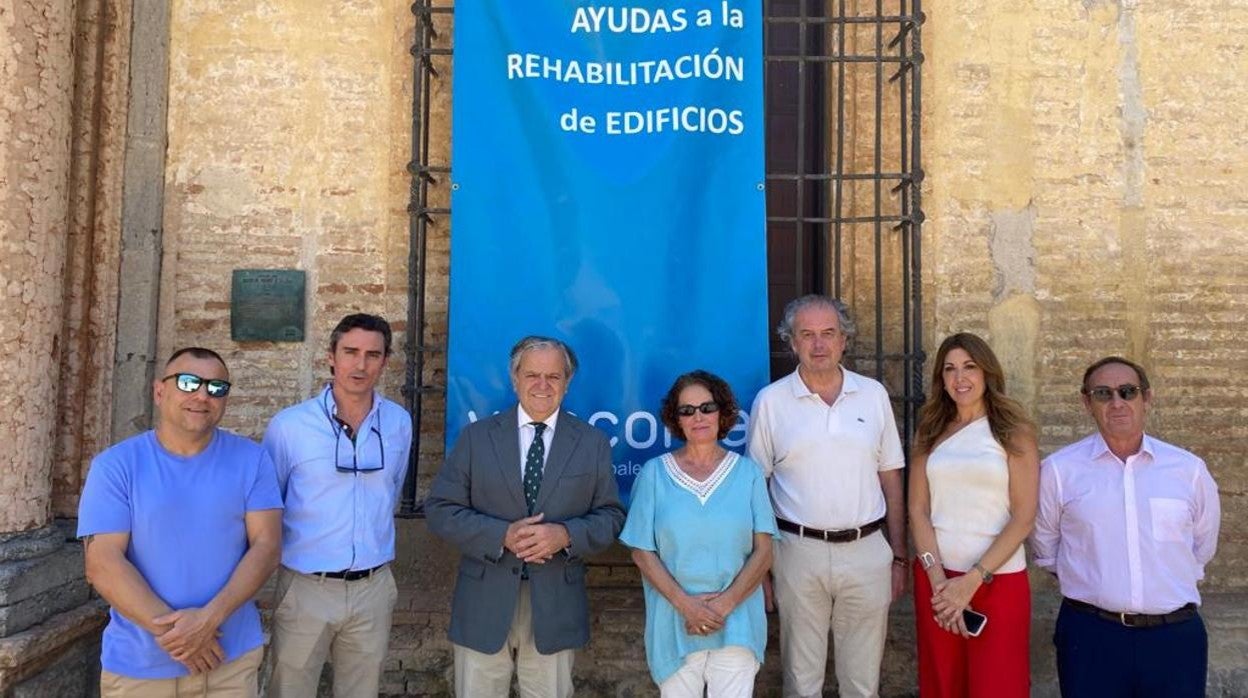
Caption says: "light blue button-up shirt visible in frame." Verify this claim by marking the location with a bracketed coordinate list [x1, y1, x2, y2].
[263, 385, 412, 573]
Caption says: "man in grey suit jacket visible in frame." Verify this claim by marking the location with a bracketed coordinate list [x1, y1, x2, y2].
[427, 335, 625, 698]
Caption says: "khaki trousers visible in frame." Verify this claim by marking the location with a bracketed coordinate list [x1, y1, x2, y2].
[100, 646, 263, 698]
[774, 530, 893, 698]
[453, 581, 575, 698]
[269, 565, 398, 698]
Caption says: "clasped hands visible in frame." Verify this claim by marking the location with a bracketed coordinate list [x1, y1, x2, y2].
[930, 573, 979, 638]
[505, 513, 570, 564]
[152, 606, 225, 674]
[678, 592, 732, 637]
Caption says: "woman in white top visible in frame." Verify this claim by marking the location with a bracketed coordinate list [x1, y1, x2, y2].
[908, 332, 1039, 697]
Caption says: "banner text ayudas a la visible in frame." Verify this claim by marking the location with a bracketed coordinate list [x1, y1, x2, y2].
[447, 1, 769, 502]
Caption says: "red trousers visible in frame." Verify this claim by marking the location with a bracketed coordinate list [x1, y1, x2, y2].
[912, 561, 1030, 698]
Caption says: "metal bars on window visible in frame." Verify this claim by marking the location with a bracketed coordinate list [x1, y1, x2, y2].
[763, 0, 925, 451]
[400, 0, 452, 516]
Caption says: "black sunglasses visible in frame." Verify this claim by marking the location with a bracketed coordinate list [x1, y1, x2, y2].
[1084, 384, 1143, 403]
[676, 401, 720, 417]
[335, 425, 385, 474]
[162, 373, 231, 398]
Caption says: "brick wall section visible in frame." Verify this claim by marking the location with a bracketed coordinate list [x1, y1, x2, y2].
[924, 0, 1247, 588]
[159, 0, 415, 437]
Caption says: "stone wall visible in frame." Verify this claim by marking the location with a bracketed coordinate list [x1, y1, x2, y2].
[0, 0, 74, 535]
[54, 0, 132, 518]
[158, 0, 417, 437]
[923, 0, 1248, 589]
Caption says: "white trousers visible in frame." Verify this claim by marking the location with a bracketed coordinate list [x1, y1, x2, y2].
[658, 645, 760, 698]
[774, 530, 893, 698]
[453, 581, 575, 698]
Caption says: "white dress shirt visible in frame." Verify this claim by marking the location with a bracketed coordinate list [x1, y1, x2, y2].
[747, 368, 904, 530]
[1032, 432, 1220, 614]
[517, 407, 558, 478]
[263, 385, 412, 573]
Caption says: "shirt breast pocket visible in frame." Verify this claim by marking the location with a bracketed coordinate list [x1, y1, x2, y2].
[383, 438, 409, 471]
[1149, 497, 1191, 543]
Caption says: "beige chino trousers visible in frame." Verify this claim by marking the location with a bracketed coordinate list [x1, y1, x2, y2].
[453, 581, 575, 698]
[100, 646, 263, 698]
[774, 529, 893, 698]
[269, 565, 397, 698]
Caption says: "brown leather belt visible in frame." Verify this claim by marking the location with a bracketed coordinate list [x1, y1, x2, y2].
[776, 516, 885, 543]
[1063, 597, 1198, 628]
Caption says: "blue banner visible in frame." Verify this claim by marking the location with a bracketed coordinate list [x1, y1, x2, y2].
[448, 1, 769, 502]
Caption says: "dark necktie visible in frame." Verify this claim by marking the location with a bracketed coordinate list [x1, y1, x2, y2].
[523, 422, 547, 514]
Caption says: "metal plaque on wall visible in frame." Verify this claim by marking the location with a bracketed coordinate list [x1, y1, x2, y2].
[231, 269, 306, 342]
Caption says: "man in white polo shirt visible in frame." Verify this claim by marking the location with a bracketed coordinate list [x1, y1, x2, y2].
[748, 295, 907, 698]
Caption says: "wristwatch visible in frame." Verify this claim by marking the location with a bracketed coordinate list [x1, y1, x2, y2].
[973, 561, 994, 584]
[918, 552, 937, 570]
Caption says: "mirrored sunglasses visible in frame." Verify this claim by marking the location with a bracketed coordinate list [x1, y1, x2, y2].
[676, 401, 720, 417]
[1085, 384, 1142, 403]
[163, 372, 232, 398]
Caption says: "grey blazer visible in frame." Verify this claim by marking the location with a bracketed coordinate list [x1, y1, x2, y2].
[426, 406, 625, 654]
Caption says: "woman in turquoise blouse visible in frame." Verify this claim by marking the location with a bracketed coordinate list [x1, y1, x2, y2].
[620, 370, 778, 697]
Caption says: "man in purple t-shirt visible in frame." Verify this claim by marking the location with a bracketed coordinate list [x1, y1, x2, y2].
[78, 347, 282, 697]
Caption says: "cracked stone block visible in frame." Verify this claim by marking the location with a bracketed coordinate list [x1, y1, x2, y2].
[0, 542, 89, 637]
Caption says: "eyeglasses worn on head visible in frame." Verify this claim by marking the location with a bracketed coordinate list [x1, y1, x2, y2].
[163, 373, 231, 398]
[1084, 384, 1143, 402]
[676, 401, 720, 417]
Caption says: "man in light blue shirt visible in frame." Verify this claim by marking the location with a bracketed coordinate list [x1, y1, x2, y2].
[79, 347, 283, 697]
[263, 313, 413, 698]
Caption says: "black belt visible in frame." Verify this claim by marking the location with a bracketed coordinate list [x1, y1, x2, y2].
[776, 516, 885, 543]
[314, 564, 385, 581]
[1063, 598, 1198, 628]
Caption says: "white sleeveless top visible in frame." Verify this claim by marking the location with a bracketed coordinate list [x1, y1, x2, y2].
[927, 416, 1026, 574]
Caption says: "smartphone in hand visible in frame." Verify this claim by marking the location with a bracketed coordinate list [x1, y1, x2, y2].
[963, 608, 988, 637]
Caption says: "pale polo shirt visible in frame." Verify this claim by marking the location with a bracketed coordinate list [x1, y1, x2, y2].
[1031, 432, 1221, 614]
[263, 385, 412, 573]
[747, 367, 905, 530]
[517, 407, 558, 477]
[926, 416, 1025, 573]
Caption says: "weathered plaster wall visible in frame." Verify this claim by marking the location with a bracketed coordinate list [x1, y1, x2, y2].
[160, 0, 416, 436]
[53, 0, 132, 518]
[0, 0, 75, 533]
[0, 2, 117, 692]
[923, 0, 1248, 589]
